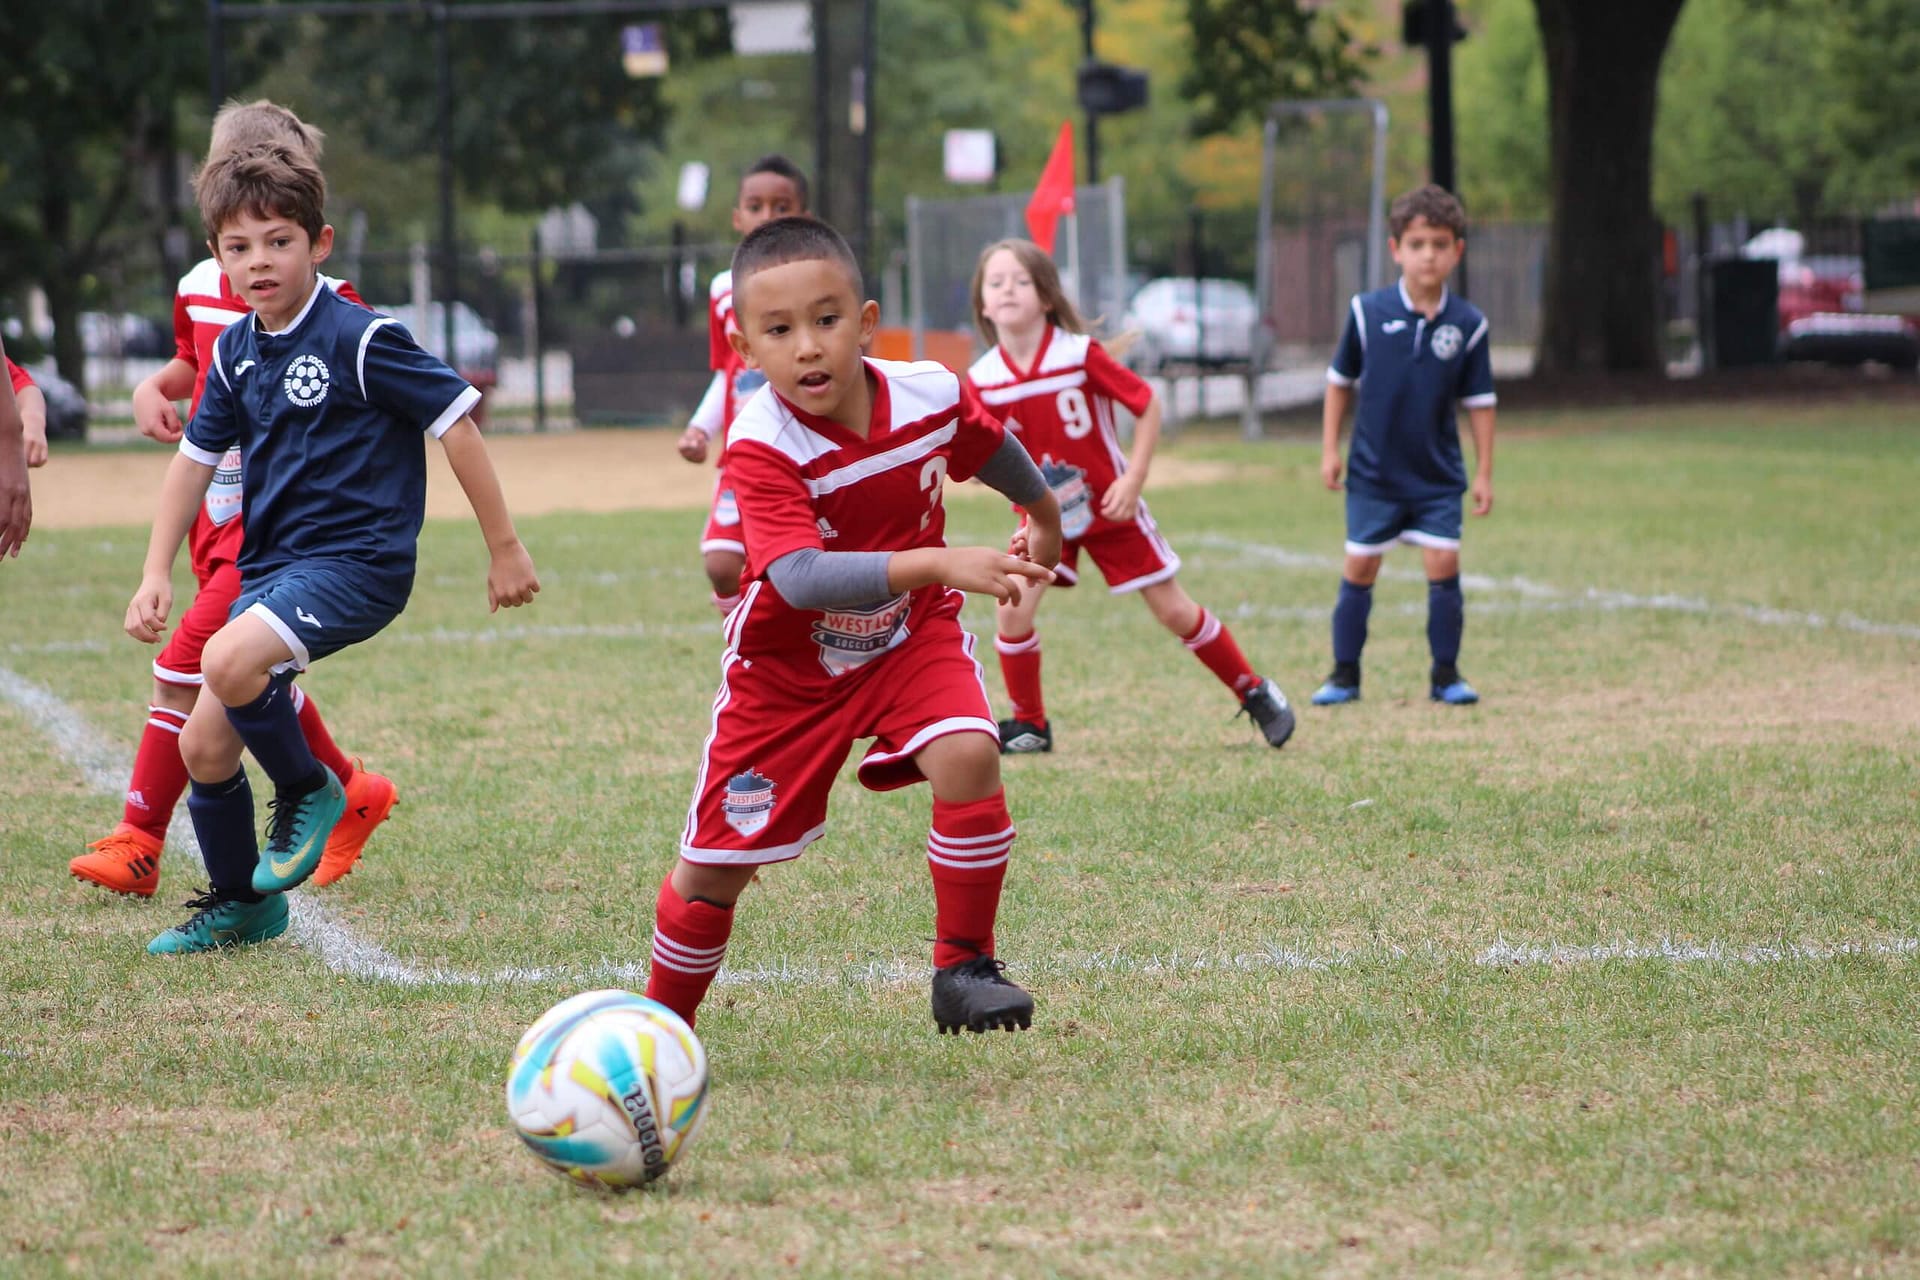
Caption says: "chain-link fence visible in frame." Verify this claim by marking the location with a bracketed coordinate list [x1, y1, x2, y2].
[905, 177, 1130, 365]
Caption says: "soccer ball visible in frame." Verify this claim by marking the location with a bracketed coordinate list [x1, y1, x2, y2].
[505, 989, 710, 1188]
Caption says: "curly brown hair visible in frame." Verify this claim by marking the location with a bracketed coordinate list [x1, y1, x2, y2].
[194, 141, 328, 243]
[1388, 184, 1467, 241]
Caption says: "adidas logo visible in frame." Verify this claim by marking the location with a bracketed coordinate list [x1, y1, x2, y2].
[127, 790, 149, 811]
[817, 517, 839, 541]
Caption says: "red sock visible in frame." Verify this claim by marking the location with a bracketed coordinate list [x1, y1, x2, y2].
[928, 791, 1015, 968]
[121, 705, 191, 839]
[645, 872, 735, 1027]
[994, 631, 1046, 726]
[291, 685, 355, 784]
[1182, 608, 1260, 696]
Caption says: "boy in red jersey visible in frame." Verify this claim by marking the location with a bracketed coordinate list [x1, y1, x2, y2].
[676, 155, 810, 618]
[646, 217, 1063, 1035]
[0, 338, 31, 558]
[70, 101, 396, 899]
[6, 359, 48, 469]
[964, 238, 1295, 753]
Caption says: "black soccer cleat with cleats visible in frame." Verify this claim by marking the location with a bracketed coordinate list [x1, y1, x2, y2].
[997, 717, 1052, 755]
[1238, 677, 1296, 748]
[931, 955, 1035, 1035]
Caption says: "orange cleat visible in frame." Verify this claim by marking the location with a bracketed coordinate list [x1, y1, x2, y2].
[71, 825, 165, 897]
[314, 763, 398, 887]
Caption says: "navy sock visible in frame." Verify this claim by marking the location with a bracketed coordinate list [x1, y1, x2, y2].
[1331, 579, 1373, 673]
[187, 770, 263, 902]
[226, 673, 324, 795]
[1427, 575, 1464, 675]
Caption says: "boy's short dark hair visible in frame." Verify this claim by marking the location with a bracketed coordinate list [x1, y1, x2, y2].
[743, 154, 810, 210]
[194, 142, 327, 243]
[732, 216, 861, 309]
[1389, 184, 1467, 241]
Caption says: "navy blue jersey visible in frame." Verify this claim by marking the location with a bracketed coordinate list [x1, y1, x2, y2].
[1327, 283, 1496, 499]
[182, 283, 479, 582]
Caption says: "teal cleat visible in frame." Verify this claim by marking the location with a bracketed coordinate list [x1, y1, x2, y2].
[251, 766, 346, 894]
[1431, 678, 1480, 705]
[147, 889, 289, 955]
[1311, 680, 1361, 706]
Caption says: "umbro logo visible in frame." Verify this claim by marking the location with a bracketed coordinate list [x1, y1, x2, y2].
[1382, 320, 1408, 333]
[295, 607, 322, 628]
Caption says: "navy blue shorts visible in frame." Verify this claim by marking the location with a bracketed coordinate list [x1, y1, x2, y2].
[230, 562, 411, 671]
[1344, 490, 1463, 556]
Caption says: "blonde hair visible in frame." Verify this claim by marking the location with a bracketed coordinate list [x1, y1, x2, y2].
[194, 142, 328, 242]
[970, 238, 1087, 347]
[208, 99, 325, 166]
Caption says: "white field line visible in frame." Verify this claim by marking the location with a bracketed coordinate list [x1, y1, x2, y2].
[1193, 535, 1920, 642]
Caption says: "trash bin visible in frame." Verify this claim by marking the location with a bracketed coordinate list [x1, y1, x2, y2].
[1706, 257, 1779, 368]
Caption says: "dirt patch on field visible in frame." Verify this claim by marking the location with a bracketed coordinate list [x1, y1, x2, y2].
[29, 429, 1243, 530]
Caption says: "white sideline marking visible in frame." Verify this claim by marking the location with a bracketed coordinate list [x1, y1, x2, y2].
[8, 654, 1918, 991]
[1193, 536, 1920, 642]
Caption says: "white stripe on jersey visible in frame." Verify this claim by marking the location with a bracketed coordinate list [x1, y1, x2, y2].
[179, 258, 228, 296]
[357, 316, 399, 393]
[975, 369, 1088, 406]
[187, 303, 248, 327]
[806, 424, 956, 497]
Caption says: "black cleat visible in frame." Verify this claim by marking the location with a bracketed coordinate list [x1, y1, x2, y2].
[931, 955, 1035, 1034]
[997, 717, 1053, 755]
[1238, 677, 1296, 748]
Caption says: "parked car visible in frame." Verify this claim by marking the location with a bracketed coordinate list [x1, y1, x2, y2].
[78, 311, 171, 358]
[1741, 227, 1919, 367]
[24, 360, 89, 440]
[1120, 277, 1259, 373]
[376, 301, 500, 371]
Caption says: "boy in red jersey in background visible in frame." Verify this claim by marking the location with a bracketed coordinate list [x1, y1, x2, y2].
[6, 358, 49, 468]
[675, 155, 809, 617]
[70, 101, 396, 899]
[646, 217, 1063, 1036]
[964, 238, 1295, 754]
[0, 337, 32, 558]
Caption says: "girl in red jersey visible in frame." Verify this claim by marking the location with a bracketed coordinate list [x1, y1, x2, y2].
[963, 238, 1295, 752]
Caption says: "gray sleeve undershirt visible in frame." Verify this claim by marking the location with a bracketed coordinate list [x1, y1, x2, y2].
[765, 433, 1051, 610]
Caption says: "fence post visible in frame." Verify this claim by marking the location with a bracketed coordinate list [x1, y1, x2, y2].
[907, 195, 924, 361]
[529, 225, 546, 432]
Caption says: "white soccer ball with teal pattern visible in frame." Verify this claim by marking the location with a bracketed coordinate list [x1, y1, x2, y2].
[505, 989, 710, 1188]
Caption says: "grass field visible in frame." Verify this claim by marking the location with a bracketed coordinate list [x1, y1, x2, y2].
[2, 400, 1916, 1278]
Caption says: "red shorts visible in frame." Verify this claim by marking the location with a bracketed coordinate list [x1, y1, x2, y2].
[153, 560, 242, 687]
[678, 612, 997, 866]
[699, 469, 743, 556]
[1050, 501, 1182, 594]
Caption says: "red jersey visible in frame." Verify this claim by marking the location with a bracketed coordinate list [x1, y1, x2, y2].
[171, 258, 364, 572]
[723, 358, 1005, 689]
[6, 359, 31, 393]
[965, 328, 1153, 541]
[700, 268, 767, 450]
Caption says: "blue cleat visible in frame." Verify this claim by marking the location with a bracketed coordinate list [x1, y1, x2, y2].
[1431, 678, 1480, 705]
[147, 889, 289, 954]
[252, 766, 346, 894]
[1311, 681, 1361, 706]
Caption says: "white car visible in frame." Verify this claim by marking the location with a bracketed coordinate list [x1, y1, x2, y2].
[377, 301, 500, 371]
[1120, 277, 1259, 373]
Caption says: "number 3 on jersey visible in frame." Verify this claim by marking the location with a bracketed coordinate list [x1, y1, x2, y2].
[1057, 387, 1093, 440]
[919, 456, 949, 531]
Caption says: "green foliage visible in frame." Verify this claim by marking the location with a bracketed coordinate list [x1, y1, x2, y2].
[1180, 0, 1377, 137]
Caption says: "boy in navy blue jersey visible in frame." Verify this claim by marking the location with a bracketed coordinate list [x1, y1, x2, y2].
[125, 141, 540, 953]
[1315, 184, 1496, 706]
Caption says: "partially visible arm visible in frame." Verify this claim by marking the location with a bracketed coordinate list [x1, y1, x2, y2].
[125, 452, 215, 639]
[1466, 404, 1495, 516]
[678, 371, 727, 462]
[438, 416, 540, 611]
[1321, 384, 1354, 491]
[0, 352, 29, 558]
[16, 385, 46, 468]
[133, 358, 199, 444]
[1100, 393, 1162, 521]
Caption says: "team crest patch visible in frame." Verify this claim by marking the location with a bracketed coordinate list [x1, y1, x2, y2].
[284, 354, 331, 407]
[733, 369, 767, 399]
[811, 593, 911, 678]
[714, 488, 739, 526]
[722, 769, 777, 836]
[1040, 456, 1094, 541]
[1430, 324, 1463, 361]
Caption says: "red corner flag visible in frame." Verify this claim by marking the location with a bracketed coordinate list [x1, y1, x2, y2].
[1025, 121, 1077, 255]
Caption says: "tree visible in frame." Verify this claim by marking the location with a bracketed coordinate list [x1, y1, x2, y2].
[1180, 0, 1375, 137]
[0, 2, 202, 393]
[1531, 0, 1688, 374]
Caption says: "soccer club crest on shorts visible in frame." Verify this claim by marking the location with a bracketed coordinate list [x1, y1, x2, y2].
[722, 769, 777, 836]
[1429, 324, 1463, 361]
[715, 488, 739, 526]
[810, 593, 911, 678]
[1041, 456, 1094, 540]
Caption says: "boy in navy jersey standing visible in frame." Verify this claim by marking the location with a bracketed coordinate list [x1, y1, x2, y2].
[1315, 184, 1497, 706]
[125, 141, 540, 953]
[643, 216, 1063, 1036]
